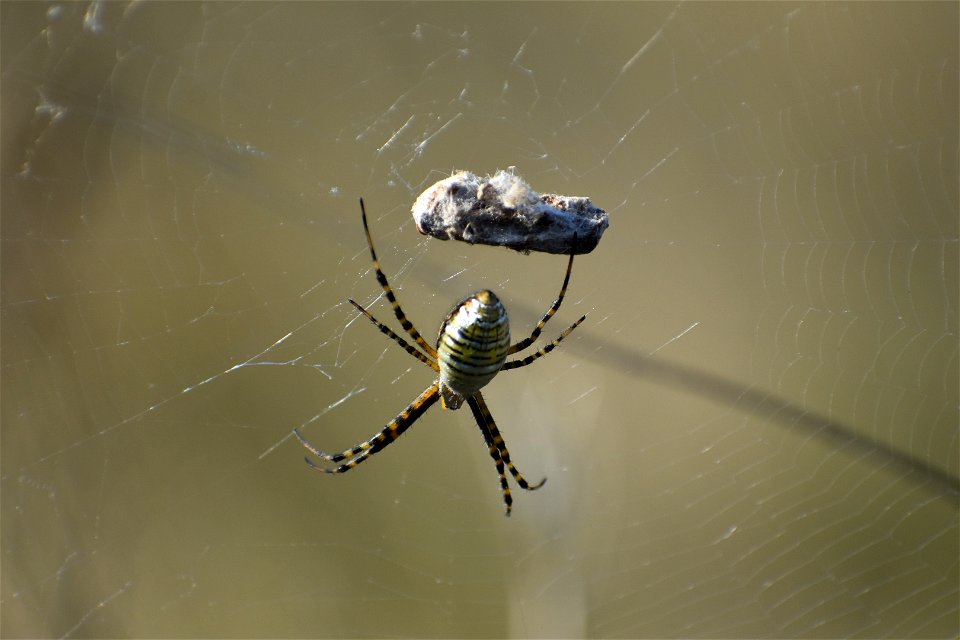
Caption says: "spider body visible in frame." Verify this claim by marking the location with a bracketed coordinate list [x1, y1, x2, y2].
[437, 290, 510, 410]
[295, 199, 585, 515]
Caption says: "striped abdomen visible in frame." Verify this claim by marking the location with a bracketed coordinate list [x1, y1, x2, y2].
[436, 290, 510, 409]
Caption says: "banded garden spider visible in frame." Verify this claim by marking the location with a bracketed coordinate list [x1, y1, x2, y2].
[295, 199, 585, 515]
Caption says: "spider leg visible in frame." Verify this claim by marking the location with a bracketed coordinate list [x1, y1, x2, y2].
[348, 299, 439, 372]
[502, 314, 586, 371]
[358, 199, 439, 359]
[295, 383, 440, 473]
[508, 246, 575, 355]
[467, 395, 513, 515]
[302, 448, 372, 474]
[468, 393, 546, 516]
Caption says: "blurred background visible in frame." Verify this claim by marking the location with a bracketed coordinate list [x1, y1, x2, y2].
[2, 2, 957, 637]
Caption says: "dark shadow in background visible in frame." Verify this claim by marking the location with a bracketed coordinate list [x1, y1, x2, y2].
[571, 334, 960, 501]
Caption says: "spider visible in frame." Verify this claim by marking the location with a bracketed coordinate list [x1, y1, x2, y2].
[295, 199, 585, 515]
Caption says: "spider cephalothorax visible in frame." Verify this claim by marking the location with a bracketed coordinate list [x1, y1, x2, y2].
[295, 199, 584, 515]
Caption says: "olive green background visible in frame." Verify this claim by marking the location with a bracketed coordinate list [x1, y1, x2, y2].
[2, 2, 957, 637]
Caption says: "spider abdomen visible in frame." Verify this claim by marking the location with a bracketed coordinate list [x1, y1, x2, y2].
[437, 289, 510, 409]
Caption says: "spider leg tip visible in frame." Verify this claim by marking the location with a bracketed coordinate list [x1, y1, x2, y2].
[303, 456, 327, 471]
[521, 477, 547, 491]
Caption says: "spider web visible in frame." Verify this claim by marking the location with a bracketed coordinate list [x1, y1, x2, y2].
[2, 2, 957, 638]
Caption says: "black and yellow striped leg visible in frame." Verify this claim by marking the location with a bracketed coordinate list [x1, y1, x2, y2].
[468, 393, 546, 515]
[470, 393, 546, 491]
[295, 383, 441, 474]
[508, 249, 575, 355]
[348, 299, 439, 372]
[502, 314, 586, 371]
[358, 199, 439, 359]
[467, 394, 513, 515]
